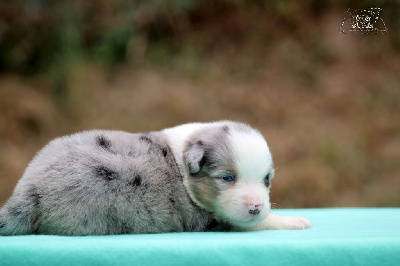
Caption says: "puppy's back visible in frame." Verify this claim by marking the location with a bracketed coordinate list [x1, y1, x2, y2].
[0, 130, 212, 235]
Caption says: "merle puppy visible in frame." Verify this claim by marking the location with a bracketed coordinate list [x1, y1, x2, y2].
[0, 121, 311, 235]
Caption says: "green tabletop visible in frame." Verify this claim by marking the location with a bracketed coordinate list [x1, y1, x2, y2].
[1, 208, 399, 266]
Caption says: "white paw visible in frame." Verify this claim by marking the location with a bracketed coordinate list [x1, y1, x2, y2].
[282, 216, 312, 230]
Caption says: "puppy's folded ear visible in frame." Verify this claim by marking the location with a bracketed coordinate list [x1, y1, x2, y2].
[184, 142, 205, 174]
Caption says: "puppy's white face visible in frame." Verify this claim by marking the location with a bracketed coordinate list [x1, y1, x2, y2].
[183, 123, 275, 228]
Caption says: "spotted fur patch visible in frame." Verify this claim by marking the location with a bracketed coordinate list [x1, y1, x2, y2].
[222, 125, 230, 134]
[28, 186, 42, 206]
[97, 135, 112, 150]
[160, 147, 168, 157]
[96, 166, 119, 181]
[139, 135, 152, 144]
[129, 174, 142, 187]
[9, 206, 22, 217]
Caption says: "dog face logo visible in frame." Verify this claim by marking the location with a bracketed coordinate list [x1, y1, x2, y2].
[340, 8, 387, 34]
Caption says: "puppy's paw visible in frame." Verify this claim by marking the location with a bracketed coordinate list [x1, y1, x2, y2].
[263, 213, 312, 230]
[282, 216, 312, 230]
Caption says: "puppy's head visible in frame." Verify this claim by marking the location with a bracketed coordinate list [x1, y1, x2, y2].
[183, 122, 274, 229]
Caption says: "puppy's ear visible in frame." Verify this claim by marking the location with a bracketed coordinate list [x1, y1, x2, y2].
[184, 142, 205, 174]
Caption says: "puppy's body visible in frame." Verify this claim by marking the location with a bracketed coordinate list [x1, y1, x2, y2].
[0, 121, 311, 235]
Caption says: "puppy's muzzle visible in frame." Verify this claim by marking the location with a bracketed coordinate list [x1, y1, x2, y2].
[245, 195, 263, 216]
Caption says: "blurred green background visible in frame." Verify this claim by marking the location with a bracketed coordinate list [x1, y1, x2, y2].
[0, 0, 399, 208]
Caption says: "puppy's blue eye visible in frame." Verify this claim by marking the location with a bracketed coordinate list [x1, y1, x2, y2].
[222, 175, 235, 182]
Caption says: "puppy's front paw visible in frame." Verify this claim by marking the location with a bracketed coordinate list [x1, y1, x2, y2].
[263, 214, 312, 230]
[282, 216, 312, 230]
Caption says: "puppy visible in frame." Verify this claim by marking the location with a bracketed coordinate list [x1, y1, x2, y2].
[0, 121, 311, 235]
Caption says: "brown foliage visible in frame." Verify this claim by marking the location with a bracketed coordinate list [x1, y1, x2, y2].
[0, 1, 399, 207]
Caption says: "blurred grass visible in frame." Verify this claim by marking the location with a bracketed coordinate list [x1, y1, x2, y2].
[0, 0, 399, 208]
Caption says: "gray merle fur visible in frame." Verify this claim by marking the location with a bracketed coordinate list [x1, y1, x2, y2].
[0, 130, 215, 235]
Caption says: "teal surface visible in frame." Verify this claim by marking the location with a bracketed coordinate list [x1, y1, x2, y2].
[1, 208, 399, 266]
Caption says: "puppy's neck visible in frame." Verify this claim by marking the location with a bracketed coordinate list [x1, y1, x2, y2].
[162, 122, 219, 211]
